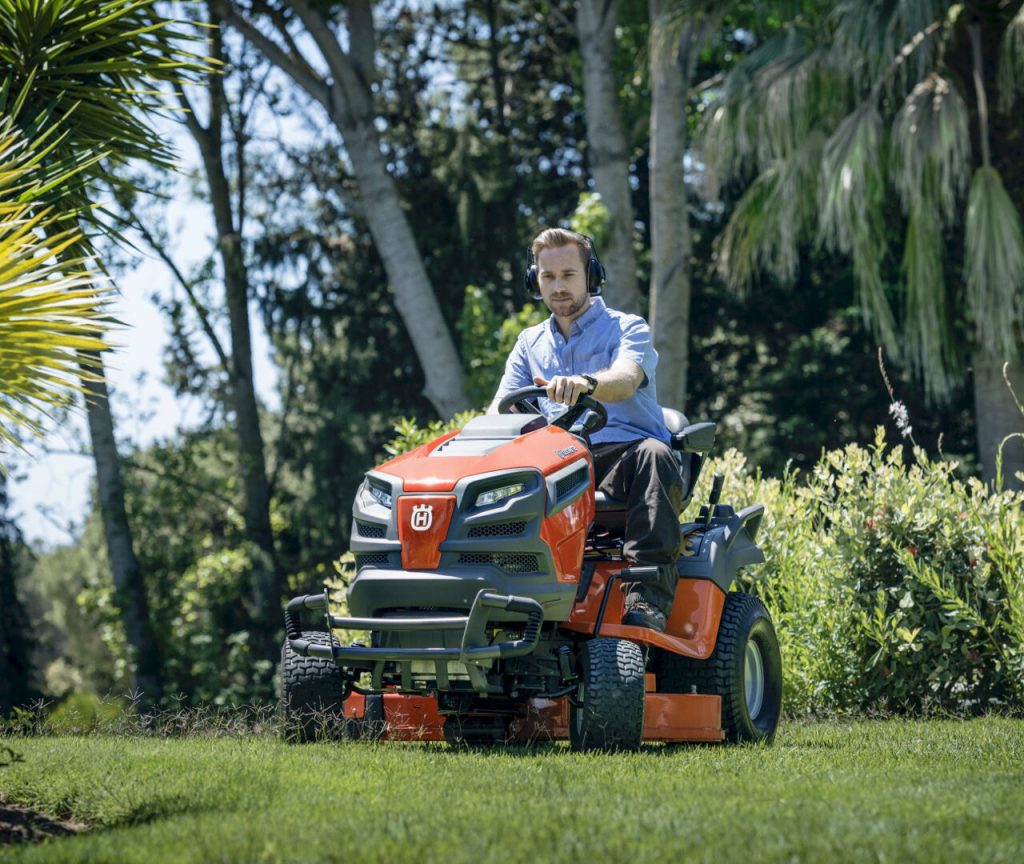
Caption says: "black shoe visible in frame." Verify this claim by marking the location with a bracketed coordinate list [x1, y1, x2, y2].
[621, 594, 667, 632]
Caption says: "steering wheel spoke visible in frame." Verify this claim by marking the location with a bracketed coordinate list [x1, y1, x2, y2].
[496, 386, 608, 437]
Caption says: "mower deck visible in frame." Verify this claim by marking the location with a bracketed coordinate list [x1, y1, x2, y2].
[341, 675, 724, 744]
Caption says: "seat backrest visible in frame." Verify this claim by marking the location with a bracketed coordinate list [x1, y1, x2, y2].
[590, 408, 707, 535]
[662, 407, 688, 435]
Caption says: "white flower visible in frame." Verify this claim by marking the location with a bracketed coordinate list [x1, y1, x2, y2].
[889, 401, 913, 438]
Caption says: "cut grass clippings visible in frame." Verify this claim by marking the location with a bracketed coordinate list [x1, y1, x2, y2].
[0, 718, 1022, 863]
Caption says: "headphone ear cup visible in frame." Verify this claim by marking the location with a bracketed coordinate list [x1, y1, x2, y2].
[588, 257, 605, 295]
[525, 264, 542, 300]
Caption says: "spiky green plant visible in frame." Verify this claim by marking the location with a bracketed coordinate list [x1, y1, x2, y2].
[0, 119, 110, 449]
[699, 1, 1024, 403]
[0, 0, 209, 446]
[0, 0, 209, 229]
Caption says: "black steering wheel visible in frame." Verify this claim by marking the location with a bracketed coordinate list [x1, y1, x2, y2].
[496, 385, 608, 437]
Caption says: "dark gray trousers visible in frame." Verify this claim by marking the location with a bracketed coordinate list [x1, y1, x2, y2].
[591, 438, 684, 612]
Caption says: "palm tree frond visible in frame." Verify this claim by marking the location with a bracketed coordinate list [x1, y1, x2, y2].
[818, 103, 899, 351]
[0, 118, 113, 447]
[715, 132, 824, 294]
[698, 27, 825, 199]
[0, 0, 210, 246]
[964, 166, 1024, 361]
[818, 102, 883, 254]
[831, 0, 945, 87]
[903, 206, 956, 400]
[997, 4, 1024, 112]
[755, 39, 832, 168]
[891, 73, 971, 227]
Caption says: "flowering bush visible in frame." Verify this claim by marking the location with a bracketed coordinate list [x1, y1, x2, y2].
[699, 429, 1024, 715]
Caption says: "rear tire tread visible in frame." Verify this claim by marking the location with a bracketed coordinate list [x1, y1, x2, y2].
[656, 592, 781, 743]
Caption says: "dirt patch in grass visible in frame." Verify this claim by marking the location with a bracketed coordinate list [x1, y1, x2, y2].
[0, 799, 85, 846]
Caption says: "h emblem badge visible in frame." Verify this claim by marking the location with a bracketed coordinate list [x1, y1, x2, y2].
[410, 503, 434, 531]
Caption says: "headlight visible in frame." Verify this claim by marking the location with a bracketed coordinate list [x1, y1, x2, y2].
[474, 482, 525, 508]
[366, 478, 393, 509]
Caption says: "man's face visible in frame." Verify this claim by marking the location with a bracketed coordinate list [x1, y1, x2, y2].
[536, 244, 590, 320]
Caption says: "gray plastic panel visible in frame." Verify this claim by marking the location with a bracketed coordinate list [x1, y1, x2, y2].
[347, 569, 577, 621]
[451, 414, 547, 439]
[676, 523, 766, 593]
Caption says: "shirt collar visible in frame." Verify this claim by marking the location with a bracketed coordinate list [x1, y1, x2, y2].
[547, 296, 606, 338]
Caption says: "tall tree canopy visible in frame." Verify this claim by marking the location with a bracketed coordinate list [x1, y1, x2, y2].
[698, 0, 1024, 486]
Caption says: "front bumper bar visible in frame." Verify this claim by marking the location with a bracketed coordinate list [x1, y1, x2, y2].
[285, 589, 544, 666]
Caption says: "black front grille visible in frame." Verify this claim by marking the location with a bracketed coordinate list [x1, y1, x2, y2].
[555, 465, 588, 500]
[356, 521, 387, 539]
[467, 521, 527, 538]
[355, 552, 390, 569]
[458, 552, 540, 574]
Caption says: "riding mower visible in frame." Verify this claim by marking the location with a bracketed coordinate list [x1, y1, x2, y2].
[281, 386, 781, 750]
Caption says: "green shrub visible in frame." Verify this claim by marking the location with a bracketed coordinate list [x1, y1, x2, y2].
[700, 429, 1024, 715]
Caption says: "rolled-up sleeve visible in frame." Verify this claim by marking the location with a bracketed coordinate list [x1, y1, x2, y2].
[494, 334, 533, 400]
[612, 317, 656, 387]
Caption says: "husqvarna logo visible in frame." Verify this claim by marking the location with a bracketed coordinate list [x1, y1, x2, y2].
[410, 504, 434, 531]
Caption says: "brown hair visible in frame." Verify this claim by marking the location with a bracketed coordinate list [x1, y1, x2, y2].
[530, 228, 591, 268]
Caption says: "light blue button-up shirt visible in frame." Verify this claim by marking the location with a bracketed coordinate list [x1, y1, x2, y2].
[494, 298, 669, 445]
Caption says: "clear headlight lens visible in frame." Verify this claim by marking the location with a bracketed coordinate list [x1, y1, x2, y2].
[366, 479, 392, 509]
[474, 482, 525, 508]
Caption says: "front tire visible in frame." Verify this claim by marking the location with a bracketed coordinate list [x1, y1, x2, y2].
[656, 592, 782, 743]
[569, 638, 645, 752]
[281, 630, 350, 743]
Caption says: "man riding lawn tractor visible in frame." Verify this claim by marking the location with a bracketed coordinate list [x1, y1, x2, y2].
[281, 228, 782, 749]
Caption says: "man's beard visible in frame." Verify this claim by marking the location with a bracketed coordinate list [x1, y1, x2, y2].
[547, 294, 587, 317]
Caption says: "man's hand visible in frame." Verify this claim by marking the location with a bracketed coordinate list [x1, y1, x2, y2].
[533, 374, 591, 406]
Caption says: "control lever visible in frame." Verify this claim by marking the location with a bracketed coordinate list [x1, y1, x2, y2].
[703, 472, 724, 531]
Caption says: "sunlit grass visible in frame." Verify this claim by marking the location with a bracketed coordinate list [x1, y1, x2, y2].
[1, 718, 1022, 863]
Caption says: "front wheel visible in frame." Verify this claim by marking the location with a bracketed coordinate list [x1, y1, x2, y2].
[280, 630, 351, 743]
[569, 638, 645, 752]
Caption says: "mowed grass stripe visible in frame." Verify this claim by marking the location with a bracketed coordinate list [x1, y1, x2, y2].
[1, 719, 1022, 863]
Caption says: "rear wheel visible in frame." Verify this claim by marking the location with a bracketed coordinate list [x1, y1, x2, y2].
[656, 592, 782, 743]
[569, 638, 645, 752]
[280, 630, 351, 743]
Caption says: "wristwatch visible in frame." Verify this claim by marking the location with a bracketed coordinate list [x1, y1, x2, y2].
[581, 374, 598, 395]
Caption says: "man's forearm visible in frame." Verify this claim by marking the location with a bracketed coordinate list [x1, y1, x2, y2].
[589, 361, 643, 403]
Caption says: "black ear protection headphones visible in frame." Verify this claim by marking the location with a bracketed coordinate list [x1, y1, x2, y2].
[524, 232, 605, 300]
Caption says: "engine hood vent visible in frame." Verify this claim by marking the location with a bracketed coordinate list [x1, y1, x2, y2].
[431, 414, 547, 457]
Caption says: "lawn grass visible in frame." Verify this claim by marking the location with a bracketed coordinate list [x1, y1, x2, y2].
[1, 718, 1022, 863]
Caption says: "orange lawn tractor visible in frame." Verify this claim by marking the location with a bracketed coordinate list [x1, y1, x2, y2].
[281, 387, 781, 750]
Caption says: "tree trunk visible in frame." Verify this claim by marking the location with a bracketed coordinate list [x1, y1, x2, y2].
[190, 5, 284, 668]
[80, 351, 163, 703]
[338, 120, 471, 417]
[220, 0, 470, 418]
[973, 353, 1024, 490]
[0, 475, 34, 716]
[576, 0, 640, 314]
[648, 0, 697, 411]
